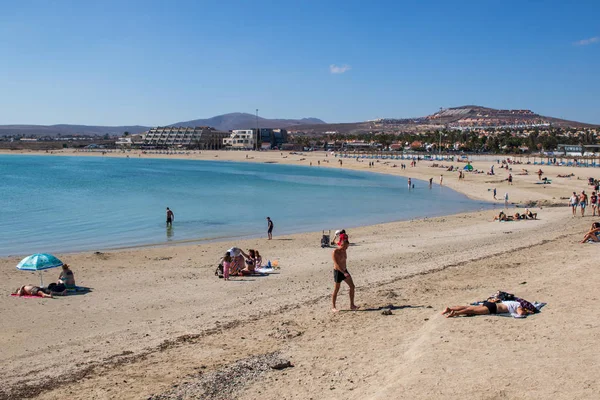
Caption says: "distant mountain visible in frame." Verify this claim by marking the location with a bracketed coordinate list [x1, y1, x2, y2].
[0, 113, 325, 136]
[0, 124, 150, 137]
[170, 113, 326, 131]
[425, 105, 597, 128]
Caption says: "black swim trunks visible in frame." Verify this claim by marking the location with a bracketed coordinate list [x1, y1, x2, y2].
[333, 269, 350, 283]
[167, 217, 172, 224]
[482, 301, 497, 314]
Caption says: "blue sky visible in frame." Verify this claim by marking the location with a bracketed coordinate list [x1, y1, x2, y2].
[0, 0, 598, 125]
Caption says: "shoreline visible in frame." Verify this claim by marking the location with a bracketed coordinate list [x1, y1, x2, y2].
[0, 150, 493, 258]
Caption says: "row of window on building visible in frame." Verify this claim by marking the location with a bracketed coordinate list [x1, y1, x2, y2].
[121, 127, 288, 150]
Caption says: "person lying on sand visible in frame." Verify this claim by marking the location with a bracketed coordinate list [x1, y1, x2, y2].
[13, 285, 53, 298]
[441, 300, 534, 318]
[492, 211, 508, 221]
[581, 222, 600, 243]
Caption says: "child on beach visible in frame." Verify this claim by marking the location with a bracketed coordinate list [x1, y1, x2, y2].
[222, 252, 232, 280]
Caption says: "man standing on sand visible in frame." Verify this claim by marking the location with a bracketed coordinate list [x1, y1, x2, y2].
[331, 237, 359, 312]
[429, 177, 433, 188]
[266, 217, 274, 240]
[440, 175, 443, 185]
[166, 207, 174, 227]
[493, 188, 497, 200]
[580, 190, 588, 217]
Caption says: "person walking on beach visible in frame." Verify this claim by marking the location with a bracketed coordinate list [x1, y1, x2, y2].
[166, 207, 174, 227]
[331, 237, 358, 313]
[429, 177, 433, 188]
[440, 175, 443, 186]
[569, 192, 579, 217]
[579, 190, 588, 217]
[591, 192, 598, 217]
[508, 174, 513, 185]
[504, 192, 509, 207]
[493, 188, 497, 200]
[266, 217, 274, 240]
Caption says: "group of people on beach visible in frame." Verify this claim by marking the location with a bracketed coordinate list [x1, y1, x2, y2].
[492, 209, 537, 222]
[218, 247, 263, 280]
[13, 263, 76, 298]
[569, 190, 596, 217]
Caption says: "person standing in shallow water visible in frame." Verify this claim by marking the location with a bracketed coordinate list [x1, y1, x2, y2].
[266, 217, 274, 240]
[166, 207, 174, 227]
[331, 237, 359, 312]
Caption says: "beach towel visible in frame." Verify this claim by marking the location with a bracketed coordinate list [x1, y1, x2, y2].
[255, 267, 274, 274]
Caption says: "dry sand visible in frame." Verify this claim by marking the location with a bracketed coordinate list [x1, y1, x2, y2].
[1, 149, 599, 399]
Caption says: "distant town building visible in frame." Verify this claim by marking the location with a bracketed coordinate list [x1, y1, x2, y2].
[116, 134, 144, 148]
[143, 126, 229, 149]
[223, 129, 256, 149]
[256, 128, 288, 149]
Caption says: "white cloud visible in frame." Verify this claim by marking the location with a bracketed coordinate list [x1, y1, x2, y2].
[574, 36, 599, 46]
[329, 64, 351, 74]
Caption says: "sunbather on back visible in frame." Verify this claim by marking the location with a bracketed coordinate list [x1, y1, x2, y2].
[14, 285, 53, 298]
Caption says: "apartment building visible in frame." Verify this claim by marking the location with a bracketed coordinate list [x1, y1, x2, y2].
[143, 126, 229, 149]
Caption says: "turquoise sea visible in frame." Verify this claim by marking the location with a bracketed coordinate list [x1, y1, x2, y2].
[0, 155, 490, 256]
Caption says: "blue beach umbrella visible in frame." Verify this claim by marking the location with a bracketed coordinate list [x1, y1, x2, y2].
[16, 253, 63, 286]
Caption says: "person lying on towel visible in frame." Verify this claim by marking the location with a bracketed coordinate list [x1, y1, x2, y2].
[13, 285, 53, 298]
[441, 299, 535, 318]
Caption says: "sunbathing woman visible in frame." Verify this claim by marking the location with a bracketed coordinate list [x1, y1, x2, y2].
[441, 300, 534, 318]
[240, 249, 257, 275]
[13, 285, 53, 298]
[581, 222, 600, 243]
[58, 263, 76, 288]
[525, 209, 537, 219]
[227, 247, 249, 276]
[254, 250, 262, 269]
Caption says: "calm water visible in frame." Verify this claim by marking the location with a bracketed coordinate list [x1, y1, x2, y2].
[0, 155, 490, 256]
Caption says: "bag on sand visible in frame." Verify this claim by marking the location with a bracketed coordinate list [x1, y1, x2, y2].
[215, 264, 224, 278]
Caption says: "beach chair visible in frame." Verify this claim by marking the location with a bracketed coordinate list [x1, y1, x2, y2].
[321, 230, 331, 248]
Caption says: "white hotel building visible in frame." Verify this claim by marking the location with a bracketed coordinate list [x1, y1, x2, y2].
[223, 129, 256, 149]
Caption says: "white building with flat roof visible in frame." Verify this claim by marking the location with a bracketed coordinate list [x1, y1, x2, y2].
[223, 129, 256, 149]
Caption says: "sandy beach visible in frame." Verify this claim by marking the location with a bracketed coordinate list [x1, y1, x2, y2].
[1, 149, 599, 399]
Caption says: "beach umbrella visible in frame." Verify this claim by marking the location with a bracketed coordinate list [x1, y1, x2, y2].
[16, 253, 63, 286]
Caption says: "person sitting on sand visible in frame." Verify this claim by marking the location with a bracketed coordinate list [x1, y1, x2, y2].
[441, 300, 534, 318]
[227, 247, 249, 276]
[13, 285, 53, 298]
[525, 209, 537, 219]
[581, 222, 600, 243]
[58, 263, 75, 288]
[254, 250, 262, 269]
[240, 249, 258, 275]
